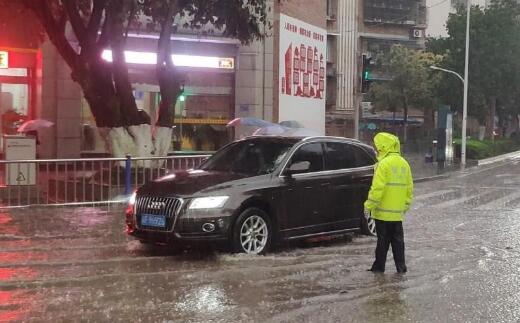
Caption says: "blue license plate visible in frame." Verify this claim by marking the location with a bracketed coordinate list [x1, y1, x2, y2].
[141, 214, 166, 228]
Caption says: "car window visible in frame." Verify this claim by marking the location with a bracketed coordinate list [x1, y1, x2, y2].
[288, 142, 324, 173]
[324, 142, 356, 170]
[352, 146, 376, 167]
[200, 139, 296, 175]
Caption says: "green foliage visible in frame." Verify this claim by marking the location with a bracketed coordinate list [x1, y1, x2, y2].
[453, 138, 520, 159]
[367, 45, 443, 115]
[139, 0, 268, 44]
[426, 0, 520, 121]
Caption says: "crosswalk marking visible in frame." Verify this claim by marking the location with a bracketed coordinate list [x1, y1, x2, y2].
[476, 190, 520, 210]
[413, 189, 456, 202]
[428, 188, 500, 209]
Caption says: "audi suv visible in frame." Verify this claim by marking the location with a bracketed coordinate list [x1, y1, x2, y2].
[125, 136, 377, 254]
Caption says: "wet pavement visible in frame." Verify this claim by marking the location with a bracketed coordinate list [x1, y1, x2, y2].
[2, 158, 520, 322]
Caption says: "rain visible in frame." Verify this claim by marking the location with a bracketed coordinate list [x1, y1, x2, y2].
[1, 158, 520, 322]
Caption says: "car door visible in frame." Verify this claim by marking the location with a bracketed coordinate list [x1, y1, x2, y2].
[323, 141, 359, 229]
[279, 142, 330, 238]
[350, 145, 377, 221]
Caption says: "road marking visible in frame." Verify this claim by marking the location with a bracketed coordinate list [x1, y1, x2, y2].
[476, 190, 520, 210]
[431, 188, 500, 209]
[414, 189, 456, 202]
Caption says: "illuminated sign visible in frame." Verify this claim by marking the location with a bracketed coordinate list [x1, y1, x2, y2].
[0, 51, 8, 68]
[101, 50, 234, 69]
[218, 58, 234, 69]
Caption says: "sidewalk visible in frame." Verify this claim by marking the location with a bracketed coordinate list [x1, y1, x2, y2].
[405, 149, 520, 182]
[404, 153, 458, 182]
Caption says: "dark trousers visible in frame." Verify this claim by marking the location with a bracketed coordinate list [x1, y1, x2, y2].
[371, 219, 407, 273]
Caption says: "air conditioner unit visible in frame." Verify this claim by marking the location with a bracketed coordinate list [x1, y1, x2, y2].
[412, 29, 423, 38]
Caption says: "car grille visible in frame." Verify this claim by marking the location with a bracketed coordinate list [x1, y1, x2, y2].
[135, 196, 183, 231]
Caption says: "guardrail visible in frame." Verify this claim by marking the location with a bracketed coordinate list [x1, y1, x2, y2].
[0, 154, 210, 208]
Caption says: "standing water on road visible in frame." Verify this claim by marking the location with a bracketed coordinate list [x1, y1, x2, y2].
[1, 161, 520, 322]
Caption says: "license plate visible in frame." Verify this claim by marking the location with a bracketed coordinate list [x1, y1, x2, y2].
[141, 214, 166, 228]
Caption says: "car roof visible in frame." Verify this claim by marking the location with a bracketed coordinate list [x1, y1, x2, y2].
[238, 135, 374, 152]
[240, 135, 361, 144]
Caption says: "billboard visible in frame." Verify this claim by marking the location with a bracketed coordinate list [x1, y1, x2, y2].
[279, 14, 326, 135]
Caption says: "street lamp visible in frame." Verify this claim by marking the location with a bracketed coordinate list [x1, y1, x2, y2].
[429, 66, 464, 83]
[429, 0, 471, 170]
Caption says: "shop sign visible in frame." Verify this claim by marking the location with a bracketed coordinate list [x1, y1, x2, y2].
[101, 50, 234, 69]
[0, 51, 8, 68]
[174, 118, 229, 125]
[279, 14, 326, 135]
[218, 58, 234, 69]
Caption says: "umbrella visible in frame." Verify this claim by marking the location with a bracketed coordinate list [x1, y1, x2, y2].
[17, 119, 54, 133]
[226, 117, 274, 128]
[279, 120, 305, 129]
[252, 124, 288, 135]
[253, 125, 320, 137]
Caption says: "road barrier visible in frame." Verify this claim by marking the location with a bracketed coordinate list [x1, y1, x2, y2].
[0, 154, 210, 208]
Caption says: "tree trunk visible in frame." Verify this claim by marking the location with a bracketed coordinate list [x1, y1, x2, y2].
[486, 96, 497, 141]
[403, 97, 409, 146]
[24, 0, 179, 161]
[155, 0, 182, 157]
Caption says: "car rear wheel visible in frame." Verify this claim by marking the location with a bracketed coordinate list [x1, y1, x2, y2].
[232, 208, 272, 255]
[361, 212, 377, 236]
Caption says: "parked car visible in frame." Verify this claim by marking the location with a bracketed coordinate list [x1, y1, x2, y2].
[125, 136, 377, 254]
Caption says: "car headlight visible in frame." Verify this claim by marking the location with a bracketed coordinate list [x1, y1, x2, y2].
[188, 196, 229, 210]
[128, 191, 137, 206]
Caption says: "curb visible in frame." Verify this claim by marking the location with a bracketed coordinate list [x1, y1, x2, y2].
[477, 150, 520, 166]
[414, 174, 450, 183]
[411, 149, 520, 183]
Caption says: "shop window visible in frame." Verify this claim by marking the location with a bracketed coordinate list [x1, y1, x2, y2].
[0, 68, 27, 77]
[0, 83, 29, 137]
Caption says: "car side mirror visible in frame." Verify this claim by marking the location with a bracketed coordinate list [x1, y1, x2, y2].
[285, 161, 310, 176]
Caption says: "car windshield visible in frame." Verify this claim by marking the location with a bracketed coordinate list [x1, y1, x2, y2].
[200, 138, 298, 175]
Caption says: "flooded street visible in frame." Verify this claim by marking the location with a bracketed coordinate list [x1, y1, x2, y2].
[2, 159, 520, 322]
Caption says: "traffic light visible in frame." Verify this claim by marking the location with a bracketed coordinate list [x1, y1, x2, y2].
[361, 54, 373, 94]
[178, 88, 185, 102]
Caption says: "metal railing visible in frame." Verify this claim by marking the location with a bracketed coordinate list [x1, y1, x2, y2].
[0, 154, 210, 208]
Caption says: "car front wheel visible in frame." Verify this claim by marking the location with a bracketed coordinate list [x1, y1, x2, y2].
[361, 212, 377, 236]
[232, 208, 272, 255]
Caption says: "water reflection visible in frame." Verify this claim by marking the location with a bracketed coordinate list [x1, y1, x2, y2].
[0, 212, 18, 235]
[175, 284, 233, 314]
[0, 290, 38, 322]
[363, 274, 409, 322]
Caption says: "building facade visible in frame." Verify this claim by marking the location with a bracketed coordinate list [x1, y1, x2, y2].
[358, 0, 428, 141]
[3, 1, 431, 158]
[0, 1, 330, 158]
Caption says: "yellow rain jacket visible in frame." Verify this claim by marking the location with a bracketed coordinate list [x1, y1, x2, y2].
[364, 132, 414, 222]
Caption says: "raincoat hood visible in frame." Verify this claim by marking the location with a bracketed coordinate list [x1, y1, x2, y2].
[373, 132, 401, 161]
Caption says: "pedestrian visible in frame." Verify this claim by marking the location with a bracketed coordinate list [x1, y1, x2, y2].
[364, 132, 413, 273]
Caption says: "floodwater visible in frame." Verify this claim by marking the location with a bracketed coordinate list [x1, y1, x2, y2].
[1, 158, 520, 322]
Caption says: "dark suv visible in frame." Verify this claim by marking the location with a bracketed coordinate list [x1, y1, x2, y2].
[125, 136, 377, 254]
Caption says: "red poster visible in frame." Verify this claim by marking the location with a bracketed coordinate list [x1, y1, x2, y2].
[284, 44, 292, 95]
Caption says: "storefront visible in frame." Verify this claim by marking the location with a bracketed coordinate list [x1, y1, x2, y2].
[0, 48, 39, 150]
[80, 35, 238, 154]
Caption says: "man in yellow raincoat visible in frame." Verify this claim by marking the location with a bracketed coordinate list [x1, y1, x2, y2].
[364, 132, 413, 273]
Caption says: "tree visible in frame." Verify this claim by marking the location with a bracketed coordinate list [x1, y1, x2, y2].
[367, 45, 443, 143]
[427, 0, 520, 139]
[18, 0, 267, 158]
